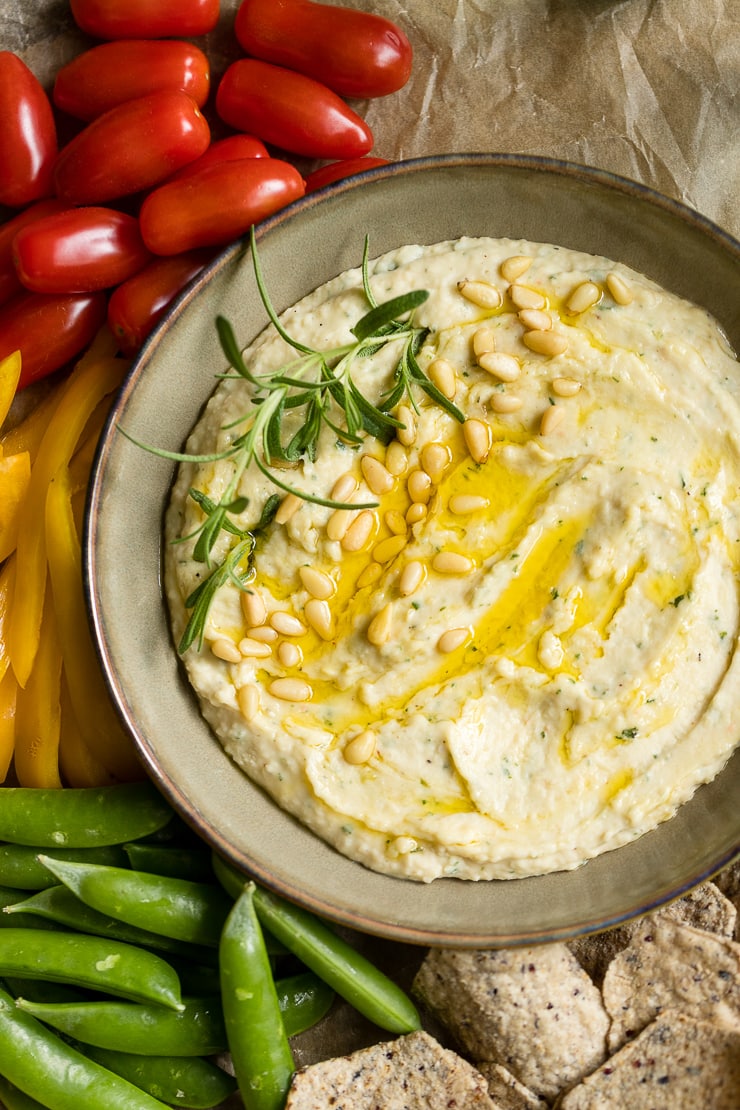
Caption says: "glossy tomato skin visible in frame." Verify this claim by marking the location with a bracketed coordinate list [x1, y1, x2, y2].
[164, 134, 269, 185]
[139, 158, 305, 255]
[107, 249, 214, 354]
[53, 40, 210, 121]
[0, 290, 107, 390]
[0, 200, 72, 307]
[53, 90, 211, 204]
[235, 0, 413, 99]
[0, 52, 58, 207]
[216, 60, 373, 160]
[13, 207, 152, 295]
[305, 157, 390, 192]
[69, 0, 220, 39]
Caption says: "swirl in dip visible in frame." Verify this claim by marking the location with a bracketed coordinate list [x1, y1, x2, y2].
[165, 237, 740, 882]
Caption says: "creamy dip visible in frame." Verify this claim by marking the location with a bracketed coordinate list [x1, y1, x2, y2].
[165, 237, 740, 882]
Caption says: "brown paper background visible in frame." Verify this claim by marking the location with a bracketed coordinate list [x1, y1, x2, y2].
[1, 0, 738, 1102]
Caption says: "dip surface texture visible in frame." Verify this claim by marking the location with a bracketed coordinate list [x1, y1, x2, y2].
[165, 237, 740, 881]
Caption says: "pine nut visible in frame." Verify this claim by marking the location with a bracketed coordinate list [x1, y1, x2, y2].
[373, 534, 407, 563]
[552, 376, 582, 397]
[406, 502, 427, 525]
[211, 637, 241, 663]
[539, 404, 566, 436]
[270, 611, 306, 636]
[269, 677, 312, 702]
[357, 562, 382, 588]
[299, 565, 335, 600]
[275, 493, 302, 524]
[472, 326, 495, 358]
[399, 560, 425, 596]
[457, 279, 502, 309]
[247, 625, 278, 643]
[367, 602, 393, 646]
[238, 637, 272, 658]
[428, 358, 457, 400]
[407, 468, 432, 504]
[396, 404, 417, 446]
[341, 509, 375, 551]
[478, 351, 521, 382]
[421, 442, 451, 483]
[463, 418, 491, 464]
[509, 284, 546, 310]
[304, 598, 333, 640]
[566, 280, 601, 315]
[518, 308, 552, 331]
[327, 507, 353, 541]
[490, 392, 523, 414]
[432, 551, 474, 575]
[344, 730, 376, 765]
[240, 589, 266, 628]
[500, 254, 532, 282]
[437, 627, 471, 653]
[385, 440, 408, 475]
[384, 509, 407, 535]
[448, 494, 489, 514]
[361, 454, 394, 496]
[331, 472, 358, 503]
[523, 330, 568, 357]
[277, 641, 302, 668]
[606, 271, 633, 305]
[237, 683, 260, 722]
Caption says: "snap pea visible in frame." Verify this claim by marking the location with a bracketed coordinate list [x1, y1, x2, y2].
[274, 971, 334, 1037]
[0, 985, 173, 1109]
[3, 978, 88, 1006]
[38, 856, 232, 947]
[4, 885, 218, 966]
[220, 884, 294, 1110]
[0, 783, 172, 847]
[0, 888, 57, 933]
[0, 929, 184, 1010]
[122, 843, 213, 882]
[0, 843, 129, 890]
[14, 996, 227, 1057]
[78, 1045, 238, 1109]
[0, 1072, 47, 1110]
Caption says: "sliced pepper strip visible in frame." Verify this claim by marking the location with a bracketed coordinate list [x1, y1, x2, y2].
[0, 557, 16, 685]
[0, 351, 21, 431]
[58, 673, 116, 789]
[13, 579, 63, 788]
[0, 665, 17, 783]
[0, 451, 31, 564]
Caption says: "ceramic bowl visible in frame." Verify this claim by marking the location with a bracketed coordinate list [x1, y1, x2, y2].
[85, 154, 740, 947]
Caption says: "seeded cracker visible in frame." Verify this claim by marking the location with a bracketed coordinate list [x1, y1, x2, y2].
[476, 1062, 549, 1109]
[412, 945, 608, 1101]
[284, 1030, 496, 1109]
[602, 917, 740, 1052]
[558, 1010, 740, 1109]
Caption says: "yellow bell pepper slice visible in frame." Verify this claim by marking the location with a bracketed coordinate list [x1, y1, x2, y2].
[58, 675, 116, 788]
[13, 580, 63, 788]
[0, 558, 15, 686]
[1, 385, 59, 461]
[0, 666, 16, 783]
[0, 351, 21, 432]
[0, 450, 31, 564]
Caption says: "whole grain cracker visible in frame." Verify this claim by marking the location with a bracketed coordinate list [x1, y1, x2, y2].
[602, 917, 740, 1052]
[285, 1029, 497, 1109]
[559, 1010, 740, 1109]
[476, 1061, 548, 1109]
[412, 944, 608, 1101]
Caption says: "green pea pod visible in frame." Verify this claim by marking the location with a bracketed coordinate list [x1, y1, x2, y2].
[0, 843, 129, 890]
[78, 1044, 238, 1109]
[0, 985, 173, 1109]
[0, 783, 173, 847]
[210, 855, 288, 957]
[38, 856, 232, 947]
[3, 977, 88, 1006]
[252, 885, 421, 1034]
[4, 885, 218, 966]
[0, 1072, 47, 1110]
[0, 888, 58, 932]
[275, 971, 334, 1037]
[14, 996, 226, 1056]
[220, 883, 294, 1110]
[0, 929, 183, 1010]
[123, 843, 214, 881]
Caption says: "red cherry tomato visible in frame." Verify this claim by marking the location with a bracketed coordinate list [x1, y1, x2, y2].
[139, 158, 305, 255]
[69, 0, 220, 39]
[235, 0, 413, 99]
[13, 207, 152, 295]
[305, 157, 390, 192]
[0, 290, 107, 390]
[0, 200, 72, 307]
[53, 40, 210, 121]
[107, 249, 214, 354]
[216, 60, 373, 160]
[53, 90, 211, 204]
[164, 134, 269, 185]
[0, 52, 58, 208]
